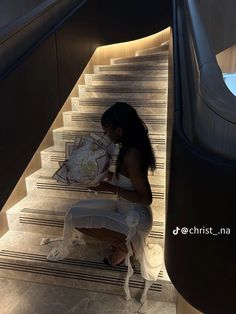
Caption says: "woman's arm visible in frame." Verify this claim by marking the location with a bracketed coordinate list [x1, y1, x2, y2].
[89, 147, 152, 206]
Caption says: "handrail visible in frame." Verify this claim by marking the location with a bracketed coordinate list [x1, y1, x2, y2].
[0, 0, 57, 43]
[176, 0, 236, 160]
[0, 0, 84, 77]
[172, 0, 236, 168]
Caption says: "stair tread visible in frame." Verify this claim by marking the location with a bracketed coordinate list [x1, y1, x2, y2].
[0, 230, 171, 283]
[7, 195, 79, 216]
[0, 277, 176, 314]
[96, 64, 168, 70]
[95, 70, 168, 74]
[112, 50, 168, 62]
[64, 111, 167, 118]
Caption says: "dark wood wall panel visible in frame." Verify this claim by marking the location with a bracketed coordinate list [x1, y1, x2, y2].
[0, 35, 58, 205]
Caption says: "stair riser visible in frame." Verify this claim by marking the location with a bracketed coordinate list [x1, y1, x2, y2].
[63, 114, 166, 134]
[86, 72, 168, 79]
[25, 174, 165, 194]
[71, 97, 167, 115]
[40, 152, 165, 178]
[78, 89, 167, 101]
[111, 54, 168, 65]
[52, 131, 166, 154]
[72, 103, 167, 115]
[72, 105, 167, 116]
[0, 261, 175, 302]
[25, 173, 165, 198]
[7, 215, 64, 236]
[94, 64, 168, 72]
[94, 72, 169, 77]
[25, 178, 119, 201]
[94, 68, 168, 75]
[84, 76, 168, 89]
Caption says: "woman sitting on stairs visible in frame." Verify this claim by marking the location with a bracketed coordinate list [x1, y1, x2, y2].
[72, 102, 157, 265]
[42, 102, 163, 301]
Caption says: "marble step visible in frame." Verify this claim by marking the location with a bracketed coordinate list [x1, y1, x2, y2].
[52, 127, 166, 153]
[109, 59, 168, 67]
[7, 196, 80, 236]
[78, 85, 167, 101]
[40, 146, 166, 178]
[84, 74, 168, 89]
[111, 51, 168, 65]
[0, 231, 176, 302]
[94, 64, 168, 75]
[135, 43, 169, 56]
[25, 168, 165, 203]
[71, 97, 167, 115]
[63, 111, 167, 134]
[85, 72, 168, 80]
[0, 277, 176, 314]
[7, 196, 165, 244]
[110, 59, 168, 67]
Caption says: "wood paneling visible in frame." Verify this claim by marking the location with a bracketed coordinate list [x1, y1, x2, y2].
[0, 0, 43, 27]
[216, 44, 236, 73]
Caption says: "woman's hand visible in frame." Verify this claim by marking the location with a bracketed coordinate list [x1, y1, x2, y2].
[88, 181, 116, 193]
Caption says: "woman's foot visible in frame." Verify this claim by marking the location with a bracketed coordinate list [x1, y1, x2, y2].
[110, 240, 136, 255]
[104, 250, 136, 269]
[103, 255, 125, 267]
[104, 242, 128, 266]
[104, 246, 128, 267]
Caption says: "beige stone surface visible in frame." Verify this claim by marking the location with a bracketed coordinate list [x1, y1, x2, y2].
[0, 278, 176, 314]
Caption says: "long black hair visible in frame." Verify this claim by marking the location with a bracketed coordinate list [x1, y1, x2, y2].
[101, 102, 156, 177]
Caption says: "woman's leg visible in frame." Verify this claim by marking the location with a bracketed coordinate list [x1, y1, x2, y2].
[76, 227, 126, 243]
[76, 227, 129, 266]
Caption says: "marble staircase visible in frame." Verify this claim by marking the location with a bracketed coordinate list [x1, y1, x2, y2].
[0, 43, 177, 313]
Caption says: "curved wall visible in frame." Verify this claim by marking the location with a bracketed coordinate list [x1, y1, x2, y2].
[166, 1, 236, 313]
